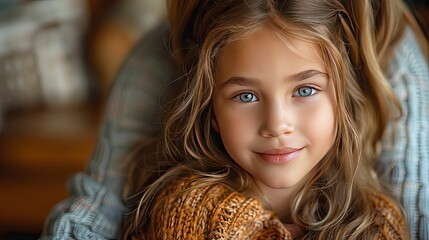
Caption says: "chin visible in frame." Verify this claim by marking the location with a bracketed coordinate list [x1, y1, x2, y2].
[265, 179, 301, 189]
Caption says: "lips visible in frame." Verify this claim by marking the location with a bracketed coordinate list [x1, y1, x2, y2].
[257, 147, 303, 164]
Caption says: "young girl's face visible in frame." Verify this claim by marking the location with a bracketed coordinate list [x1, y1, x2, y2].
[212, 25, 336, 193]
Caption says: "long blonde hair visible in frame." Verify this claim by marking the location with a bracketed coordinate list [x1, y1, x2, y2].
[122, 0, 426, 238]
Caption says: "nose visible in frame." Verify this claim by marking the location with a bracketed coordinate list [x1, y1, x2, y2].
[259, 101, 295, 138]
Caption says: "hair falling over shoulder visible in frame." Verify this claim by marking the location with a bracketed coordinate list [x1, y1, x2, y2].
[121, 0, 424, 239]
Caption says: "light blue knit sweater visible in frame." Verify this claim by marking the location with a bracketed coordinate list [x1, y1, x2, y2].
[378, 27, 429, 240]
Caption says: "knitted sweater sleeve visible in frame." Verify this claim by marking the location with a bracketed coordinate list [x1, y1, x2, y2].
[147, 177, 292, 239]
[374, 194, 409, 240]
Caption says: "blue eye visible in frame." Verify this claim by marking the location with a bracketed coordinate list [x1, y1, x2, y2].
[236, 92, 258, 102]
[293, 86, 317, 97]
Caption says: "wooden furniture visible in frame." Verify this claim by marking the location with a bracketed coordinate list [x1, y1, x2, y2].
[0, 105, 100, 237]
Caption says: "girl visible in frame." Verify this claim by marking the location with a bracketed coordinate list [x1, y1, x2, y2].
[122, 0, 420, 239]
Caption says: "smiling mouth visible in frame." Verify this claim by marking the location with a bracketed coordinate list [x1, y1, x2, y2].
[257, 148, 303, 164]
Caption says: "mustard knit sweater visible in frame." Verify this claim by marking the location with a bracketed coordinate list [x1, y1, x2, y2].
[136, 175, 408, 239]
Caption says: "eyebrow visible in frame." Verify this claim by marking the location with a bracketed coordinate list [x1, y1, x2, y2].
[220, 70, 328, 89]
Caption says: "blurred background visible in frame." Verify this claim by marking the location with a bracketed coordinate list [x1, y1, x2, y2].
[0, 0, 426, 240]
[0, 0, 165, 239]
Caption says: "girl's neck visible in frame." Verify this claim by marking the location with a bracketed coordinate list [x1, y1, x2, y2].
[253, 174, 311, 223]
[260, 187, 295, 223]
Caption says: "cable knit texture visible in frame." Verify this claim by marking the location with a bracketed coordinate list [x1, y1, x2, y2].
[135, 175, 408, 239]
[377, 27, 429, 240]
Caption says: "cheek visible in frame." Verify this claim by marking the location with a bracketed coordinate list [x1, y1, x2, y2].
[300, 99, 336, 147]
[213, 104, 259, 155]
[217, 111, 253, 142]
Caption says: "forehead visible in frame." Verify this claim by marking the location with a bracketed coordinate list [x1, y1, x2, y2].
[216, 25, 326, 82]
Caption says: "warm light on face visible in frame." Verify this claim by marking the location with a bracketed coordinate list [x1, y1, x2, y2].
[212, 25, 336, 199]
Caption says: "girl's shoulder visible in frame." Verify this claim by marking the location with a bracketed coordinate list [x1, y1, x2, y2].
[372, 193, 409, 239]
[155, 174, 240, 211]
[149, 174, 292, 239]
